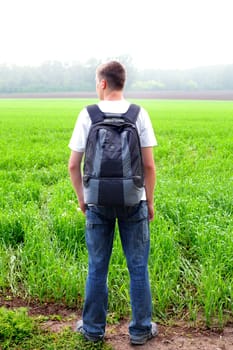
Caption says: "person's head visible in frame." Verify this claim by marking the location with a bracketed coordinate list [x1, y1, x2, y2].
[95, 61, 126, 99]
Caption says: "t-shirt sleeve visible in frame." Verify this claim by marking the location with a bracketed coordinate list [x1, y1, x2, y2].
[68, 108, 91, 152]
[137, 107, 157, 147]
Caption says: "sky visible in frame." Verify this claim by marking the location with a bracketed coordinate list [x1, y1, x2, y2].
[0, 0, 232, 70]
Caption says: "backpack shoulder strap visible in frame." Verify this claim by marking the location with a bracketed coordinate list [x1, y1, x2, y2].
[123, 104, 140, 124]
[86, 104, 105, 124]
[87, 103, 140, 124]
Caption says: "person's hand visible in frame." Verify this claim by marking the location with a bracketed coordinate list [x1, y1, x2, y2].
[147, 203, 154, 221]
[78, 200, 86, 215]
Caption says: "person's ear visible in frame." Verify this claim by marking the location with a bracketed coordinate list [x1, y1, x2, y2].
[100, 79, 107, 89]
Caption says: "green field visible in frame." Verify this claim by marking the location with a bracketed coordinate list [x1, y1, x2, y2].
[0, 98, 232, 337]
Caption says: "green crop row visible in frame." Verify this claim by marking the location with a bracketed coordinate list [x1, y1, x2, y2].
[0, 98, 232, 328]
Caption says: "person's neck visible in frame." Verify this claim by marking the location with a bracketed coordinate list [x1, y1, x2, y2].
[103, 90, 124, 101]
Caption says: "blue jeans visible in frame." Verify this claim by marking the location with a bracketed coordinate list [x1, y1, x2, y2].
[82, 200, 152, 339]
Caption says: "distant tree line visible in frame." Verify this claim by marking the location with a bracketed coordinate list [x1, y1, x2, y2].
[0, 56, 233, 93]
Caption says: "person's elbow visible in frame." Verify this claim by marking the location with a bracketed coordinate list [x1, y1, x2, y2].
[143, 161, 156, 174]
[141, 147, 155, 173]
[68, 151, 83, 175]
[68, 159, 76, 172]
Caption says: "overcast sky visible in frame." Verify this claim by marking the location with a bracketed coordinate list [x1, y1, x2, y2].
[1, 0, 232, 69]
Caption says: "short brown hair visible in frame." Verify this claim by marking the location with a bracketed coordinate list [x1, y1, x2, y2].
[96, 61, 126, 90]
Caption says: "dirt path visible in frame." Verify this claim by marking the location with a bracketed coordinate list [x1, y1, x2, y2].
[105, 322, 233, 350]
[1, 297, 233, 349]
[43, 318, 233, 350]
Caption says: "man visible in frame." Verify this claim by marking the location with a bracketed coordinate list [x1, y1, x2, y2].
[68, 61, 158, 345]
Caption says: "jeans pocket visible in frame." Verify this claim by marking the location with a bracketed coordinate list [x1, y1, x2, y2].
[86, 205, 105, 225]
[127, 201, 149, 222]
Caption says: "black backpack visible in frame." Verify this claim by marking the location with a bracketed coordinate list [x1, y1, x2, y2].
[83, 104, 144, 206]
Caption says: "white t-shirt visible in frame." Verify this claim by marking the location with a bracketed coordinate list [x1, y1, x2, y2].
[69, 100, 157, 152]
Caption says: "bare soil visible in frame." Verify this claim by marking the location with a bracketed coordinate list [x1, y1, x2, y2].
[1, 296, 233, 349]
[0, 90, 233, 100]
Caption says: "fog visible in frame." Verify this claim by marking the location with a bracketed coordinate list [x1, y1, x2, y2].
[1, 0, 232, 69]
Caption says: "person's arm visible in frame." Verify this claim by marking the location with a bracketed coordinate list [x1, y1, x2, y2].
[68, 150, 86, 214]
[141, 147, 156, 221]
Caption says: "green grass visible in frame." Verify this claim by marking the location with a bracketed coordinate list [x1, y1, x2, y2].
[0, 307, 112, 349]
[0, 98, 232, 338]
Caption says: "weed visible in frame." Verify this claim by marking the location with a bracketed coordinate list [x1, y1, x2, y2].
[0, 307, 113, 349]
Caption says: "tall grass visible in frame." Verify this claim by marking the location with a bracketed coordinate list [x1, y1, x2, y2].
[0, 98, 232, 327]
